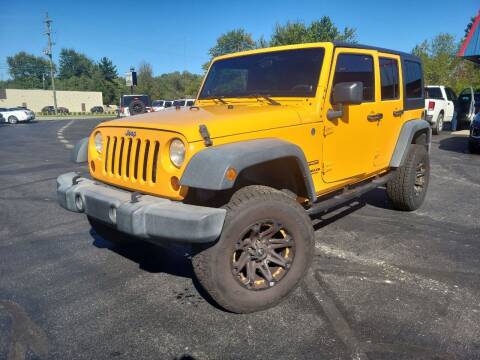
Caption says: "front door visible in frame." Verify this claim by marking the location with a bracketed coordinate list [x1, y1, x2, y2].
[374, 54, 404, 169]
[459, 87, 475, 122]
[322, 49, 379, 183]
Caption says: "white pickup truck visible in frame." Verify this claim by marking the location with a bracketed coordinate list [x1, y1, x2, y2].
[424, 86, 457, 135]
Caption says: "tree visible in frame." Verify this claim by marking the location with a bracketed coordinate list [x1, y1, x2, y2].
[98, 57, 117, 81]
[6, 52, 51, 89]
[270, 17, 357, 46]
[58, 48, 95, 79]
[412, 33, 480, 93]
[209, 29, 256, 58]
[136, 62, 155, 97]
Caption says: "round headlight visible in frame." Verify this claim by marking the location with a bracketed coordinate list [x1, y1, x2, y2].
[169, 139, 186, 167]
[94, 132, 103, 153]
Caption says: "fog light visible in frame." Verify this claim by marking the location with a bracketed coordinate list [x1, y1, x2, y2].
[75, 194, 84, 212]
[171, 176, 180, 191]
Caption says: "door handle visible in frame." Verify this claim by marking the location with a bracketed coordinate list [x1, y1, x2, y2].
[367, 113, 383, 121]
[393, 109, 404, 117]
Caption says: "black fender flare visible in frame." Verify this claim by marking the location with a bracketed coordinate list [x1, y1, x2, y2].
[70, 137, 89, 163]
[180, 138, 317, 202]
[389, 119, 431, 168]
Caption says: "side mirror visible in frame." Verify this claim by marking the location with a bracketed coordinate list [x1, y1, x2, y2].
[332, 82, 363, 105]
[327, 82, 363, 120]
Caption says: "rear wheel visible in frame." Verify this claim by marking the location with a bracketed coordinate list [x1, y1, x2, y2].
[432, 113, 443, 135]
[8, 116, 18, 124]
[386, 144, 430, 211]
[192, 186, 314, 313]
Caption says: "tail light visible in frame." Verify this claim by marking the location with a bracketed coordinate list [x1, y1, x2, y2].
[428, 101, 435, 111]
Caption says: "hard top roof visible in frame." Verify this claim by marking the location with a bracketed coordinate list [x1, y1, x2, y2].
[333, 41, 421, 62]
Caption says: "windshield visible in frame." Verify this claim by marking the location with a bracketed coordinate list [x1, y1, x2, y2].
[199, 48, 325, 99]
[425, 87, 443, 100]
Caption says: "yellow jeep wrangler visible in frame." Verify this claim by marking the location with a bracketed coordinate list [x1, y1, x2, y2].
[57, 42, 430, 313]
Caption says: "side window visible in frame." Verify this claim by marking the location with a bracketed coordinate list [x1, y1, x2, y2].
[404, 60, 422, 98]
[332, 53, 375, 102]
[379, 57, 399, 100]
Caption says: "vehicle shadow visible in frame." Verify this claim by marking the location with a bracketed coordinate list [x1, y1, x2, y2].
[90, 229, 222, 310]
[438, 135, 469, 154]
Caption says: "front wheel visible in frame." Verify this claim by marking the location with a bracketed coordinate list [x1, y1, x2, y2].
[192, 186, 314, 313]
[386, 144, 430, 211]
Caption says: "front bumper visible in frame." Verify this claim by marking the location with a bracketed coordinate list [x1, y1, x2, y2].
[56, 172, 226, 244]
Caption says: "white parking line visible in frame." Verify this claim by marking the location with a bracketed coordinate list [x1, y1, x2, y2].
[56, 120, 75, 150]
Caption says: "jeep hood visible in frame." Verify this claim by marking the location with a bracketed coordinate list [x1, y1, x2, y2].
[98, 106, 301, 142]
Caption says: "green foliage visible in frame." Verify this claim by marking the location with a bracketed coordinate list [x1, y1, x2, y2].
[412, 33, 480, 94]
[6, 52, 51, 89]
[270, 17, 357, 46]
[209, 29, 256, 58]
[98, 57, 118, 81]
[58, 48, 95, 79]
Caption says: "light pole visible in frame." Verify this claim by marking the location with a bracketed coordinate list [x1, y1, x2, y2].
[44, 13, 58, 115]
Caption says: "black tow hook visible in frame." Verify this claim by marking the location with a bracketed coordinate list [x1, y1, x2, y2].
[131, 191, 142, 203]
[72, 173, 82, 185]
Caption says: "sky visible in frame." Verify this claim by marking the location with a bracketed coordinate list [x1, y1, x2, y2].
[0, 0, 478, 80]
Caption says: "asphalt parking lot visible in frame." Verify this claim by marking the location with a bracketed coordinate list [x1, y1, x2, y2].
[0, 119, 479, 360]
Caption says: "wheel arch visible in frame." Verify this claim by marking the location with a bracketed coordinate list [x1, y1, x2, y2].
[180, 139, 317, 202]
[389, 119, 431, 168]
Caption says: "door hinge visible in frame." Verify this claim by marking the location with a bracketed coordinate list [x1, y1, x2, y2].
[322, 162, 333, 174]
[323, 125, 334, 136]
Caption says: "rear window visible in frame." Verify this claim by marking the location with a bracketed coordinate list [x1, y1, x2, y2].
[425, 87, 443, 100]
[379, 57, 399, 100]
[405, 61, 422, 98]
[121, 95, 151, 107]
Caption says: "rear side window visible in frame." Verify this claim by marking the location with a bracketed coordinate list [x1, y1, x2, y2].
[186, 100, 194, 106]
[333, 54, 375, 101]
[379, 58, 399, 100]
[425, 87, 443, 100]
[405, 61, 422, 98]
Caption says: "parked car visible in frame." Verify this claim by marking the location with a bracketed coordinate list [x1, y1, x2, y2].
[424, 86, 457, 134]
[42, 106, 70, 114]
[457, 87, 480, 128]
[119, 95, 151, 117]
[172, 99, 195, 109]
[91, 106, 104, 113]
[58, 41, 429, 313]
[0, 107, 35, 123]
[469, 112, 480, 153]
[151, 100, 174, 111]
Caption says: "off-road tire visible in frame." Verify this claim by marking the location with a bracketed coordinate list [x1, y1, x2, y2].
[87, 216, 135, 245]
[192, 185, 314, 313]
[128, 99, 146, 115]
[386, 144, 430, 211]
[432, 113, 443, 135]
[8, 116, 18, 124]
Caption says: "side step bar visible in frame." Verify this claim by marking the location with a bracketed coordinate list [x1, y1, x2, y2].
[306, 172, 395, 216]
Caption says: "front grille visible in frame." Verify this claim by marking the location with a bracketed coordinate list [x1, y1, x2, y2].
[104, 135, 160, 183]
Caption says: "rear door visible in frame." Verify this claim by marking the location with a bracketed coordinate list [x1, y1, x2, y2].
[374, 54, 403, 169]
[459, 87, 475, 121]
[322, 49, 379, 182]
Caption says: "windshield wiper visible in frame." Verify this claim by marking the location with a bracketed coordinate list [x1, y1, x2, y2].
[202, 96, 228, 104]
[243, 93, 280, 105]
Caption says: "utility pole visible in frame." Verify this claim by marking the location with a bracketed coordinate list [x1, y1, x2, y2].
[44, 13, 58, 115]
